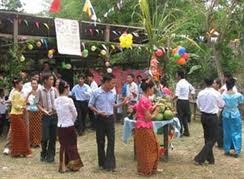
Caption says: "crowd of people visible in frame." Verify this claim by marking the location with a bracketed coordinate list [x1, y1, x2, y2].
[0, 63, 243, 176]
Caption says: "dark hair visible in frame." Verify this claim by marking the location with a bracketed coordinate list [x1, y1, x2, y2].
[128, 73, 135, 79]
[42, 72, 54, 82]
[87, 73, 94, 78]
[31, 78, 38, 83]
[204, 78, 214, 87]
[226, 78, 235, 91]
[224, 72, 233, 79]
[140, 80, 154, 92]
[160, 78, 168, 87]
[177, 70, 185, 79]
[136, 75, 142, 79]
[102, 73, 115, 83]
[214, 78, 222, 88]
[12, 77, 22, 87]
[78, 73, 86, 79]
[58, 80, 69, 94]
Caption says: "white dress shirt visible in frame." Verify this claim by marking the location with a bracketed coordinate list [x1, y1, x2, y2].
[197, 87, 225, 114]
[126, 82, 139, 102]
[175, 79, 195, 100]
[54, 96, 77, 127]
[90, 80, 98, 93]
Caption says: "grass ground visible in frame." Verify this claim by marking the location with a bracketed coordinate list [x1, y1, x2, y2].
[0, 119, 243, 179]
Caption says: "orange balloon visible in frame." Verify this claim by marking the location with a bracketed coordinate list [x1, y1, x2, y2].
[176, 57, 186, 65]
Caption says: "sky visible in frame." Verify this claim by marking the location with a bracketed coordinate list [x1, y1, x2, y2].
[21, 0, 49, 14]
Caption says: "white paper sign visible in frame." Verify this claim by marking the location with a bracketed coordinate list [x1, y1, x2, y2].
[54, 18, 81, 56]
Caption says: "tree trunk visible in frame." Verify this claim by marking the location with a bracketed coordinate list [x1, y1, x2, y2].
[213, 45, 224, 82]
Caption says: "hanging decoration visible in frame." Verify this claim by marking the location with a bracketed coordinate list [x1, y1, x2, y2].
[27, 43, 33, 50]
[65, 63, 72, 69]
[155, 48, 164, 57]
[105, 61, 110, 67]
[119, 33, 133, 48]
[100, 49, 107, 56]
[48, 49, 55, 59]
[83, 0, 97, 22]
[91, 45, 97, 51]
[172, 46, 189, 65]
[82, 49, 89, 58]
[149, 54, 160, 81]
[107, 68, 112, 73]
[20, 55, 25, 62]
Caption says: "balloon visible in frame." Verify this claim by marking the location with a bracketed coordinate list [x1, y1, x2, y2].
[48, 49, 54, 55]
[173, 53, 181, 60]
[107, 68, 112, 73]
[28, 44, 33, 50]
[155, 49, 164, 57]
[20, 55, 25, 62]
[178, 47, 186, 55]
[181, 53, 189, 59]
[176, 57, 186, 65]
[101, 50, 107, 56]
[48, 54, 53, 59]
[82, 49, 89, 58]
[36, 41, 42, 48]
[91, 45, 96, 51]
[119, 33, 133, 48]
[65, 64, 72, 69]
[105, 61, 110, 67]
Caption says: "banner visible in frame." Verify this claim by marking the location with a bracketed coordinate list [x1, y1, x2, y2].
[54, 18, 81, 56]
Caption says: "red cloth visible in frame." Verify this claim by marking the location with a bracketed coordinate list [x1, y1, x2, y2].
[49, 0, 61, 13]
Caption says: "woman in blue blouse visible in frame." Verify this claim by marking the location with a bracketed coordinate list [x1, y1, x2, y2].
[222, 78, 244, 158]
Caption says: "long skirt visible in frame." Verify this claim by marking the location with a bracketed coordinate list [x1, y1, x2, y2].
[10, 114, 31, 157]
[135, 128, 160, 176]
[29, 111, 42, 147]
[223, 116, 242, 155]
[58, 126, 83, 172]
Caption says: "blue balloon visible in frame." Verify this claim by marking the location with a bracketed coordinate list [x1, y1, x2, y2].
[178, 47, 186, 55]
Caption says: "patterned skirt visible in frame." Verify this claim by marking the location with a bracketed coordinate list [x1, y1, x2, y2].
[135, 128, 160, 176]
[28, 111, 42, 146]
[58, 126, 83, 172]
[10, 114, 31, 157]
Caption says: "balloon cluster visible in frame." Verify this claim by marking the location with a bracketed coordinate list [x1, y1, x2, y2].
[172, 46, 189, 65]
[48, 49, 55, 59]
[119, 33, 133, 48]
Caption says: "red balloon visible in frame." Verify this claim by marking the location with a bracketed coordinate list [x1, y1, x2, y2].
[176, 57, 186, 65]
[155, 49, 164, 57]
[181, 53, 189, 59]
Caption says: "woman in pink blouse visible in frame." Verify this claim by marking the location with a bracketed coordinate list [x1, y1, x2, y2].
[134, 80, 160, 176]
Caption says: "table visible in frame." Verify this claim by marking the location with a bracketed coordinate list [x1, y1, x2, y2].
[122, 117, 181, 161]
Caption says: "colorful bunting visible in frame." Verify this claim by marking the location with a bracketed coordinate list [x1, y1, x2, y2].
[83, 0, 97, 22]
[49, 0, 61, 13]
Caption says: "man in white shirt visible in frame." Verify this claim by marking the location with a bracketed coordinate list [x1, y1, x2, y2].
[173, 70, 195, 136]
[194, 78, 225, 165]
[87, 73, 98, 130]
[126, 74, 139, 105]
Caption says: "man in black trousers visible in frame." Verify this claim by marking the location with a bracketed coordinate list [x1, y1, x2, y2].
[173, 70, 195, 136]
[194, 78, 224, 165]
[88, 73, 126, 172]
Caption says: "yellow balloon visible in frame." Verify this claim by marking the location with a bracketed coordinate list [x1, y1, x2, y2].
[127, 33, 133, 39]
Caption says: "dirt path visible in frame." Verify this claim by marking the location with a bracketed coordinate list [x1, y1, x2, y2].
[0, 120, 242, 179]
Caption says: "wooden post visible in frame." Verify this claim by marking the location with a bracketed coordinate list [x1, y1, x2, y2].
[13, 15, 18, 47]
[104, 25, 110, 42]
[163, 124, 169, 161]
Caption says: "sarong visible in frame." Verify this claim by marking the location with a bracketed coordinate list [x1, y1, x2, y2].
[135, 128, 159, 176]
[58, 126, 83, 172]
[29, 111, 42, 146]
[10, 114, 31, 157]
